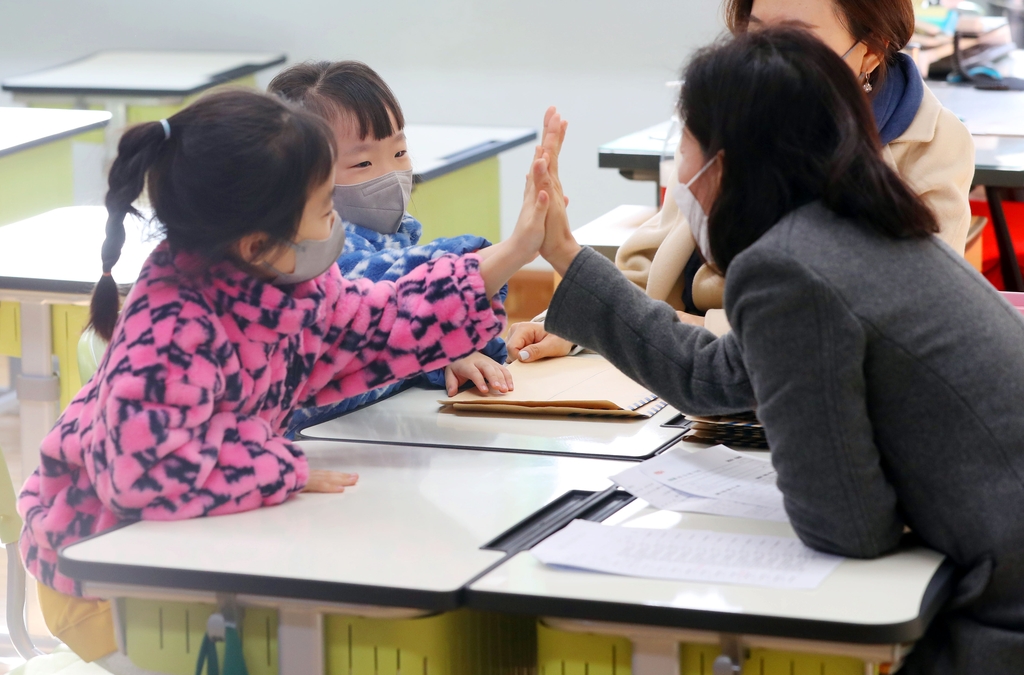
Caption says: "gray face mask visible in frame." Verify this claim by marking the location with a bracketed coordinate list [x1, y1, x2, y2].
[264, 213, 347, 286]
[332, 169, 413, 235]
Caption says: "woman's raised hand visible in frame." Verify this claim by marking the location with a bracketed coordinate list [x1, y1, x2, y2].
[537, 107, 581, 275]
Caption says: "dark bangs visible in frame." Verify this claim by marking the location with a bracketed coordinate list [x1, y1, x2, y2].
[268, 60, 405, 140]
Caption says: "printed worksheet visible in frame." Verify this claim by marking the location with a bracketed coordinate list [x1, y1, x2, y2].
[532, 520, 843, 590]
[611, 465, 789, 523]
[639, 445, 784, 509]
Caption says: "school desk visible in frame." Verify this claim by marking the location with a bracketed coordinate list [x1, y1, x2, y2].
[2, 51, 286, 159]
[468, 499, 953, 675]
[930, 70, 1024, 290]
[404, 124, 536, 244]
[0, 107, 110, 226]
[58, 441, 634, 674]
[298, 383, 686, 461]
[571, 204, 659, 261]
[0, 206, 158, 476]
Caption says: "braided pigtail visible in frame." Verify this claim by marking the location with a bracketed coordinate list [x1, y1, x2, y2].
[88, 120, 170, 341]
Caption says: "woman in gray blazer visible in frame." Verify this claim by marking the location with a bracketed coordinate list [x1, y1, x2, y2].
[532, 28, 1024, 675]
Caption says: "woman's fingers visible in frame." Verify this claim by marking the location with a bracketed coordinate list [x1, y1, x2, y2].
[517, 334, 575, 362]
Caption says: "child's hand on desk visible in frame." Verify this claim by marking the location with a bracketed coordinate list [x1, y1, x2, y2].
[506, 322, 573, 362]
[445, 351, 514, 396]
[303, 470, 359, 493]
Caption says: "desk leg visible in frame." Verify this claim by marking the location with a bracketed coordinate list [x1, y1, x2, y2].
[986, 186, 1024, 292]
[15, 301, 57, 479]
[632, 635, 680, 675]
[278, 608, 323, 674]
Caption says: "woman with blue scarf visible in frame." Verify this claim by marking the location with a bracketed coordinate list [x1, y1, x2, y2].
[512, 0, 976, 360]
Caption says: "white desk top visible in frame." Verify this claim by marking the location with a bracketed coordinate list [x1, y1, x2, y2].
[60, 441, 630, 610]
[930, 81, 1024, 137]
[2, 51, 286, 98]
[0, 107, 111, 158]
[973, 135, 1024, 187]
[469, 501, 951, 644]
[598, 121, 673, 173]
[405, 124, 536, 183]
[572, 205, 659, 250]
[299, 385, 686, 460]
[0, 206, 159, 298]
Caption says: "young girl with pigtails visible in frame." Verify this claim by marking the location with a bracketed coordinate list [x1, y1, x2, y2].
[18, 89, 556, 669]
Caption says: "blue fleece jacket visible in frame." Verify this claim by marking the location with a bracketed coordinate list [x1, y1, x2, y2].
[285, 214, 508, 437]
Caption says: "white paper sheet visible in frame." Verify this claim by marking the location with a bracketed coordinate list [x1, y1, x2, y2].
[611, 465, 789, 522]
[532, 520, 843, 590]
[639, 445, 784, 509]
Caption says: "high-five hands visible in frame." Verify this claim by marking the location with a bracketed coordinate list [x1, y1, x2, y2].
[536, 108, 581, 274]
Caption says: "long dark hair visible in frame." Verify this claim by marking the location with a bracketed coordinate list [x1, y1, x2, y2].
[89, 89, 335, 341]
[680, 27, 938, 274]
[724, 0, 916, 88]
[267, 61, 404, 140]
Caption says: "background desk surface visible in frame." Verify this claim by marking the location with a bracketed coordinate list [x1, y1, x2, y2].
[930, 81, 1024, 138]
[0, 206, 157, 297]
[973, 135, 1024, 187]
[0, 108, 111, 158]
[60, 441, 630, 611]
[406, 124, 536, 183]
[2, 51, 286, 98]
[299, 385, 686, 460]
[469, 501, 951, 645]
[598, 120, 671, 175]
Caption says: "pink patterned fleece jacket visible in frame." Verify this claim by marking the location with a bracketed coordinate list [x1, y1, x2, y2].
[19, 243, 504, 595]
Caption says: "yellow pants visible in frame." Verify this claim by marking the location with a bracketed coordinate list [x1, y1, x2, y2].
[37, 582, 118, 662]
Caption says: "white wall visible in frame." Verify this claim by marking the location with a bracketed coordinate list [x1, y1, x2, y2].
[0, 0, 725, 240]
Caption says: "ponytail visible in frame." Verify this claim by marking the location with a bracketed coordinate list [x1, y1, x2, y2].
[88, 120, 170, 341]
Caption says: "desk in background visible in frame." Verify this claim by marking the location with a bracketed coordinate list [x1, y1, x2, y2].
[60, 441, 631, 674]
[2, 51, 286, 153]
[0, 207, 158, 476]
[299, 383, 683, 460]
[405, 124, 536, 244]
[0, 107, 110, 226]
[931, 77, 1024, 291]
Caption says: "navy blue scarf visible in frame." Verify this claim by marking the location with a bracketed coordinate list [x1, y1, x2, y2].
[871, 52, 924, 145]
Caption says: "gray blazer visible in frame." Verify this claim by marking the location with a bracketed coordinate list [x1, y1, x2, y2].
[546, 202, 1024, 675]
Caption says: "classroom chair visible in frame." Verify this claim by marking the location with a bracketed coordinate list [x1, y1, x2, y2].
[0, 445, 43, 662]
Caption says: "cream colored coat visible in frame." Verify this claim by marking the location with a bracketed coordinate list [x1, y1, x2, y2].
[615, 85, 975, 334]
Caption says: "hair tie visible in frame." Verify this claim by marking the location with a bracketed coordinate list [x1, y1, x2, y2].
[159, 119, 171, 141]
[102, 272, 113, 277]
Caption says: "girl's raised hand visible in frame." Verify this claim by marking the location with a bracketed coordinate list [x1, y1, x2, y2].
[303, 470, 359, 493]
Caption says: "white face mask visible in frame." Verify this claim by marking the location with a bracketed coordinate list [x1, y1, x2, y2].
[672, 156, 718, 265]
[265, 212, 347, 286]
[332, 169, 414, 235]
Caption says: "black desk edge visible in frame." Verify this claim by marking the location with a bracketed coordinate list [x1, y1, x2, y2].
[465, 557, 957, 645]
[0, 117, 110, 159]
[2, 54, 287, 98]
[598, 150, 661, 173]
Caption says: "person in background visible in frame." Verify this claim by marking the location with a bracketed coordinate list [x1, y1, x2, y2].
[19, 89, 556, 672]
[535, 29, 1024, 675]
[268, 62, 512, 436]
[511, 0, 975, 361]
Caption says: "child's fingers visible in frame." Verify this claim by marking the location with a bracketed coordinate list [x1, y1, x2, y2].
[444, 366, 459, 397]
[479, 360, 509, 393]
[467, 366, 489, 394]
